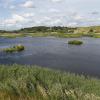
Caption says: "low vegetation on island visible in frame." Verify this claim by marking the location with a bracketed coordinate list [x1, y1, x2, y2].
[0, 64, 99, 100]
[68, 40, 83, 45]
[3, 44, 25, 53]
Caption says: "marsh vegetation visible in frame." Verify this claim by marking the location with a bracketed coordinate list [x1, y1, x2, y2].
[68, 40, 83, 45]
[0, 26, 100, 38]
[0, 64, 99, 100]
[3, 44, 25, 53]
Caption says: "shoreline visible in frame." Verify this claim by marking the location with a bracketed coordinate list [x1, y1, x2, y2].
[0, 32, 100, 38]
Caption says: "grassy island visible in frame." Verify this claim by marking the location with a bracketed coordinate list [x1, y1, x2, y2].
[3, 44, 25, 53]
[0, 64, 99, 100]
[68, 40, 83, 45]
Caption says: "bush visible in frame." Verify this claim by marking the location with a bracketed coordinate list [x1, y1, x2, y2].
[68, 40, 83, 45]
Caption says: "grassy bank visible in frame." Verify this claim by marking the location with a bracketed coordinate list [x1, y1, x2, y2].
[0, 33, 26, 38]
[1, 32, 100, 39]
[0, 64, 100, 100]
[0, 32, 83, 38]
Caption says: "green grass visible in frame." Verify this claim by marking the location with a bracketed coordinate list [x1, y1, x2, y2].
[0, 64, 100, 100]
[0, 33, 27, 38]
[0, 32, 100, 38]
[3, 44, 25, 53]
[68, 40, 83, 45]
[0, 32, 92, 38]
[92, 34, 100, 38]
[1, 26, 100, 38]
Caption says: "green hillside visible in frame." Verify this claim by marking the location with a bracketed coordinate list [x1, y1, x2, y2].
[0, 26, 100, 38]
[17, 26, 100, 34]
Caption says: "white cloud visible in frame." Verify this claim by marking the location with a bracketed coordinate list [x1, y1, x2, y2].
[3, 12, 35, 26]
[2, 13, 36, 29]
[1, 0, 14, 8]
[51, 0, 63, 2]
[49, 8, 60, 13]
[52, 19, 61, 24]
[21, 0, 35, 8]
[9, 5, 16, 9]
[69, 12, 84, 21]
[74, 15, 84, 20]
[68, 22, 78, 27]
[4, 14, 25, 25]
[22, 13, 35, 17]
[43, 16, 51, 20]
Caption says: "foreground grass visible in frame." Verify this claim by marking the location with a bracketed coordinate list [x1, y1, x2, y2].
[0, 64, 100, 100]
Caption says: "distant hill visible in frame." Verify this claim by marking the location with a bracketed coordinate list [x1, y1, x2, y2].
[16, 26, 77, 33]
[17, 26, 100, 34]
[0, 26, 100, 34]
[76, 26, 100, 33]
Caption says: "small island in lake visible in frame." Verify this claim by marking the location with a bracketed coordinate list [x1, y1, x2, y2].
[3, 44, 25, 53]
[68, 40, 83, 45]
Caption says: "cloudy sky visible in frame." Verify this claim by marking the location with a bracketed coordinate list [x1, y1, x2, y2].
[0, 0, 100, 30]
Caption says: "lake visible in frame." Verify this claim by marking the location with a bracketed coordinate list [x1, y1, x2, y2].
[0, 37, 100, 78]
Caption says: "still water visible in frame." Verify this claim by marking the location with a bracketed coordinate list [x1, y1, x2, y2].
[0, 37, 100, 77]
